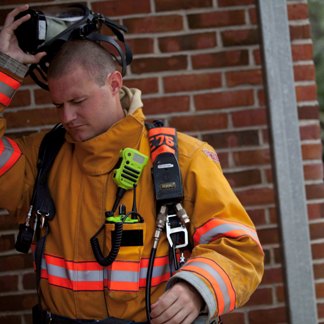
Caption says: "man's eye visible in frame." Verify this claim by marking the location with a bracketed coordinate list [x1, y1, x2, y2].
[73, 98, 86, 105]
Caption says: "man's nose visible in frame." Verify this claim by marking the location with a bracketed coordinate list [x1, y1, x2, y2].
[60, 104, 77, 124]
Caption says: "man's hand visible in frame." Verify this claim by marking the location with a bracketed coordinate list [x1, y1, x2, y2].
[0, 4, 46, 64]
[150, 281, 204, 324]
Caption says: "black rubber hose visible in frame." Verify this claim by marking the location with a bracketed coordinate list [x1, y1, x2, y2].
[145, 246, 157, 323]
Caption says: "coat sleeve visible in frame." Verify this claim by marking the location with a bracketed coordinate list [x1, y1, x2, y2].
[0, 52, 40, 219]
[167, 139, 264, 321]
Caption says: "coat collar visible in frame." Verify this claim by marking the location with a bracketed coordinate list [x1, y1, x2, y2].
[66, 108, 146, 175]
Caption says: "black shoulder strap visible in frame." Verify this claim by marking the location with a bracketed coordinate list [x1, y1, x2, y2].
[145, 120, 183, 208]
[32, 123, 66, 220]
[32, 124, 65, 292]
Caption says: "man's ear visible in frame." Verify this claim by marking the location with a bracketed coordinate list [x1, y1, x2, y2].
[108, 71, 123, 95]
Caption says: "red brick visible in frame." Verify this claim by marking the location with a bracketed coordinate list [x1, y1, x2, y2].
[125, 15, 183, 34]
[0, 213, 18, 230]
[188, 10, 245, 29]
[221, 312, 245, 324]
[236, 187, 275, 206]
[233, 149, 271, 166]
[261, 267, 284, 285]
[5, 108, 59, 129]
[257, 227, 280, 245]
[0, 293, 36, 311]
[142, 96, 190, 115]
[92, 0, 150, 17]
[302, 143, 322, 160]
[156, 0, 212, 11]
[159, 32, 217, 52]
[23, 272, 37, 290]
[0, 275, 18, 292]
[34, 89, 52, 105]
[294, 64, 316, 82]
[221, 28, 259, 47]
[318, 301, 324, 319]
[126, 38, 154, 55]
[307, 202, 324, 220]
[195, 90, 254, 110]
[316, 282, 324, 299]
[247, 287, 273, 306]
[131, 55, 187, 74]
[218, 152, 229, 168]
[232, 108, 268, 127]
[273, 246, 284, 264]
[288, 3, 310, 20]
[124, 77, 159, 94]
[304, 163, 323, 180]
[0, 254, 33, 272]
[310, 220, 324, 240]
[202, 130, 259, 149]
[163, 73, 222, 93]
[9, 90, 31, 108]
[169, 113, 228, 132]
[226, 69, 263, 87]
[246, 208, 267, 226]
[249, 307, 288, 323]
[0, 314, 22, 324]
[298, 104, 320, 120]
[292, 44, 314, 62]
[224, 169, 262, 188]
[300, 124, 321, 141]
[0, 233, 15, 252]
[249, 7, 257, 25]
[276, 285, 287, 303]
[192, 50, 249, 69]
[295, 85, 318, 102]
[290, 24, 311, 41]
[314, 263, 324, 280]
[312, 242, 324, 260]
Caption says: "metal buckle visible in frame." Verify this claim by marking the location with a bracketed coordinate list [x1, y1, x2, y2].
[166, 214, 188, 249]
[37, 210, 49, 228]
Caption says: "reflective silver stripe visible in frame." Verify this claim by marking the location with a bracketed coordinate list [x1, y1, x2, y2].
[139, 261, 170, 280]
[47, 263, 104, 282]
[0, 81, 15, 99]
[107, 268, 138, 283]
[188, 260, 232, 314]
[198, 222, 259, 245]
[41, 257, 171, 286]
[0, 137, 14, 169]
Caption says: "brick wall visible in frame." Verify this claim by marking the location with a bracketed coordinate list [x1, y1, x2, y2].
[0, 0, 322, 323]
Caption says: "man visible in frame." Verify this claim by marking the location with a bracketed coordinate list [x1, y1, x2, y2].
[0, 5, 264, 324]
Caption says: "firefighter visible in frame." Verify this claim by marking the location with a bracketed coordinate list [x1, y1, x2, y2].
[0, 5, 264, 324]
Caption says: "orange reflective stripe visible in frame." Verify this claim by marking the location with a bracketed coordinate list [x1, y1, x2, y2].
[0, 137, 21, 176]
[0, 72, 20, 89]
[38, 254, 172, 292]
[0, 72, 21, 106]
[193, 218, 262, 250]
[0, 93, 11, 106]
[183, 257, 236, 315]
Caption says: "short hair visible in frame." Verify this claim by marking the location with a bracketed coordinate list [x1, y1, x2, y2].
[47, 39, 117, 85]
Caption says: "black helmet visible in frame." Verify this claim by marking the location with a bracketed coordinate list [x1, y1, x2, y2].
[15, 4, 132, 90]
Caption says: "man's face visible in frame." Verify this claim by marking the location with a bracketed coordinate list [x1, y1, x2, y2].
[48, 65, 124, 142]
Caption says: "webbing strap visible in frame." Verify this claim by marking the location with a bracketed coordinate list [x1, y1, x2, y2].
[147, 126, 177, 163]
[32, 124, 66, 219]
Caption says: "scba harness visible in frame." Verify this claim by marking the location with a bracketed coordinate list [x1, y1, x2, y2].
[15, 121, 190, 323]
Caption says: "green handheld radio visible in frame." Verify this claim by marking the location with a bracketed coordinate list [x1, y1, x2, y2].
[113, 148, 149, 190]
